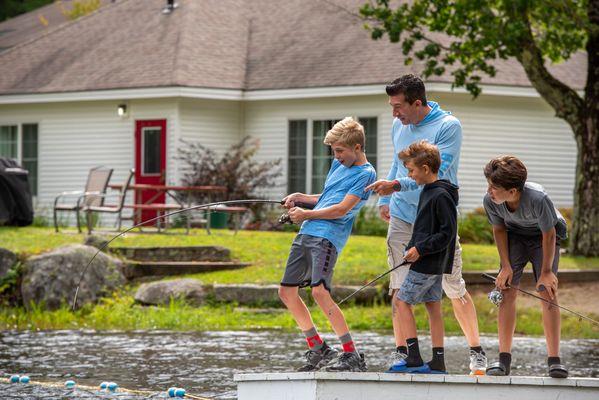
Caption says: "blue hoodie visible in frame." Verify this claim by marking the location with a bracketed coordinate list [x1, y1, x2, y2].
[377, 101, 462, 224]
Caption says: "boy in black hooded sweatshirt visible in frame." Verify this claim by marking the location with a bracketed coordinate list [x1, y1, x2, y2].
[389, 140, 459, 374]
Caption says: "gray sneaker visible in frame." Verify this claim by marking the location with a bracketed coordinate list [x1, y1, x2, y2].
[469, 350, 487, 376]
[297, 343, 338, 372]
[325, 352, 367, 372]
[387, 349, 408, 372]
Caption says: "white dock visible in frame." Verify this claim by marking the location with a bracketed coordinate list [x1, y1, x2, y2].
[234, 372, 599, 400]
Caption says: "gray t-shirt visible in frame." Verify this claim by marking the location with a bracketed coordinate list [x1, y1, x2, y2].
[483, 182, 567, 240]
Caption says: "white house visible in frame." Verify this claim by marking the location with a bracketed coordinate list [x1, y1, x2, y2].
[0, 0, 584, 223]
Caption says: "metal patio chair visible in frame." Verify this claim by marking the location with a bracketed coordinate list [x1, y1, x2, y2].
[84, 169, 135, 234]
[53, 166, 113, 233]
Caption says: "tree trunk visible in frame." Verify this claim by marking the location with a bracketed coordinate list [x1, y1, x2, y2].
[570, 0, 599, 256]
[569, 123, 599, 256]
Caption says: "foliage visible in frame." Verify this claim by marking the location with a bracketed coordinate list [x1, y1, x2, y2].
[458, 208, 494, 244]
[0, 0, 53, 22]
[353, 206, 388, 236]
[359, 0, 598, 257]
[1, 292, 597, 338]
[176, 137, 282, 223]
[359, 0, 588, 97]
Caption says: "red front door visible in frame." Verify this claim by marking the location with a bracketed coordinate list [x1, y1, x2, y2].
[135, 119, 167, 225]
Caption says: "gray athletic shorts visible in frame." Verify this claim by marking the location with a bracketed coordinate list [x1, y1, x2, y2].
[397, 269, 443, 305]
[281, 234, 338, 292]
[387, 216, 466, 299]
[506, 232, 560, 286]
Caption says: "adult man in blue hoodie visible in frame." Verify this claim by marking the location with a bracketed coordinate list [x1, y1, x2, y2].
[366, 74, 487, 375]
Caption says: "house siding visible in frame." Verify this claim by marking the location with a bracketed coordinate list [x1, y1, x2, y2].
[244, 92, 576, 211]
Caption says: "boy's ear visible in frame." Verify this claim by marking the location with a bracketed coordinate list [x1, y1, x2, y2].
[423, 164, 430, 174]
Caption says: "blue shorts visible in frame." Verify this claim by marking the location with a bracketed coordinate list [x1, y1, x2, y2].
[397, 270, 443, 305]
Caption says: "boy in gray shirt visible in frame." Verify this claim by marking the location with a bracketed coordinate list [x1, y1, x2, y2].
[483, 155, 568, 378]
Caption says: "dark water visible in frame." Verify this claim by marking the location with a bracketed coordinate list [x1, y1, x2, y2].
[1, 330, 598, 399]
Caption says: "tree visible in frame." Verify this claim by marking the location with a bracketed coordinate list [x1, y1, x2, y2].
[360, 0, 598, 256]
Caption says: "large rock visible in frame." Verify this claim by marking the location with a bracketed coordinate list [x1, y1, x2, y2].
[134, 278, 206, 306]
[0, 248, 17, 279]
[21, 245, 125, 310]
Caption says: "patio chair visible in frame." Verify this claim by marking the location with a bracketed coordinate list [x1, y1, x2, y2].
[53, 166, 113, 233]
[85, 169, 135, 234]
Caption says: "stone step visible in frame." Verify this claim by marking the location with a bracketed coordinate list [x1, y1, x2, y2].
[110, 246, 230, 262]
[121, 261, 250, 280]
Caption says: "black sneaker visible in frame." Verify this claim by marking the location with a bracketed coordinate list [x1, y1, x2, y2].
[297, 343, 339, 372]
[325, 352, 367, 372]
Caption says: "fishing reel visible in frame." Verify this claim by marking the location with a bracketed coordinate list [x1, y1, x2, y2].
[488, 287, 504, 307]
[278, 201, 315, 225]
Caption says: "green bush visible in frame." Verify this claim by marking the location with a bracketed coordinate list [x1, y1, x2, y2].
[458, 208, 494, 244]
[353, 206, 388, 237]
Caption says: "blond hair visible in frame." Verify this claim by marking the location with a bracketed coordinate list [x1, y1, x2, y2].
[323, 117, 365, 150]
[398, 140, 441, 173]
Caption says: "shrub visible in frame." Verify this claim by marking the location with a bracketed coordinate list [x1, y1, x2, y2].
[176, 136, 283, 225]
[353, 206, 388, 237]
[458, 207, 494, 244]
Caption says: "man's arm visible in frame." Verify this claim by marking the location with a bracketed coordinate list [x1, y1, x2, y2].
[288, 194, 361, 223]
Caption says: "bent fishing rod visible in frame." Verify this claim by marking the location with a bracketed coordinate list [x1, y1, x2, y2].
[72, 198, 303, 311]
[482, 273, 599, 326]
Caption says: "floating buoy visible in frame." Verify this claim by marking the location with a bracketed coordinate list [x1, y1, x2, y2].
[9, 375, 20, 383]
[175, 387, 186, 398]
[19, 376, 30, 384]
[107, 382, 118, 392]
[100, 381, 108, 390]
[65, 380, 76, 389]
[168, 387, 177, 397]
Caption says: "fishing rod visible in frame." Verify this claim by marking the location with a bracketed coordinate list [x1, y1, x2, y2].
[332, 259, 411, 312]
[72, 198, 290, 311]
[481, 273, 599, 326]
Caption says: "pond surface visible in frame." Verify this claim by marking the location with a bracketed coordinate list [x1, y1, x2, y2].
[1, 330, 598, 399]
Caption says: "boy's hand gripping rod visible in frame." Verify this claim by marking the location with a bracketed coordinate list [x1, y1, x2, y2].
[482, 273, 599, 326]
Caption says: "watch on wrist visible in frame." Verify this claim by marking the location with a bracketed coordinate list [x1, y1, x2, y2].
[392, 180, 401, 192]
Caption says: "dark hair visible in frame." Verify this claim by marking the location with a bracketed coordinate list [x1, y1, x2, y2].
[483, 156, 527, 192]
[398, 140, 440, 173]
[385, 74, 427, 105]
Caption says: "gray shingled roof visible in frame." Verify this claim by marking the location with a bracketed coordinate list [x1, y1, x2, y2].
[0, 0, 586, 95]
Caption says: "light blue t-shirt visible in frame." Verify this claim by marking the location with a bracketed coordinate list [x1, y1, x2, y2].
[300, 159, 376, 252]
[378, 101, 462, 224]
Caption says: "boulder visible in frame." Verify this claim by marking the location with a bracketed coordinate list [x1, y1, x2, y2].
[0, 248, 17, 279]
[21, 244, 125, 310]
[134, 278, 206, 306]
[83, 235, 111, 250]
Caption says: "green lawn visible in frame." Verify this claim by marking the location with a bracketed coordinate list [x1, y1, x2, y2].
[2, 227, 598, 286]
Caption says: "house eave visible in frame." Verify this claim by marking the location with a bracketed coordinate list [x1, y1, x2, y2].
[0, 83, 578, 105]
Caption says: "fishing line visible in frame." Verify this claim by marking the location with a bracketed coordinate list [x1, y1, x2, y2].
[482, 273, 599, 326]
[72, 199, 283, 310]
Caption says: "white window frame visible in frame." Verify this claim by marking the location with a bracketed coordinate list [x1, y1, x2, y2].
[287, 116, 378, 194]
[0, 122, 39, 199]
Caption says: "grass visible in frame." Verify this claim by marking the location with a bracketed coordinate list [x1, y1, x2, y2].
[2, 227, 599, 286]
[2, 227, 598, 336]
[1, 292, 597, 338]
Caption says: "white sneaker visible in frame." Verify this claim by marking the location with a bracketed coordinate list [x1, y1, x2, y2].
[469, 350, 487, 376]
[387, 349, 408, 372]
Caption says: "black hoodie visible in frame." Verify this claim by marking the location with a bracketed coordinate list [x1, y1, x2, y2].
[407, 179, 459, 275]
